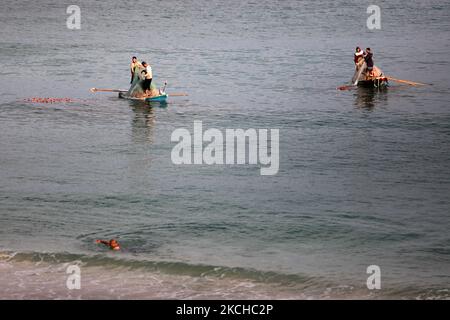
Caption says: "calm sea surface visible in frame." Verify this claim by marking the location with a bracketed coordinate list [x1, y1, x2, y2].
[1, 0, 450, 299]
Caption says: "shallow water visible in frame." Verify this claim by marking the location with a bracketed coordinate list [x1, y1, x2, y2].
[1, 0, 450, 299]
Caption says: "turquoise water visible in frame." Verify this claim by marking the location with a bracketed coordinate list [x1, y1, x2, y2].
[0, 0, 450, 299]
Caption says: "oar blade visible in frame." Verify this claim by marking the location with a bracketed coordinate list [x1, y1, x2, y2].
[337, 85, 355, 91]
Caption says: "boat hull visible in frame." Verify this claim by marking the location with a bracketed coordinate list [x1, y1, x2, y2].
[145, 94, 168, 103]
[118, 92, 168, 103]
[357, 77, 388, 88]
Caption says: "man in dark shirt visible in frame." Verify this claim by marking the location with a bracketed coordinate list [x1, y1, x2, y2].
[364, 48, 374, 77]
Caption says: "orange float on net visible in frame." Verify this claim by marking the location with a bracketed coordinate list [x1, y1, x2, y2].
[24, 97, 77, 104]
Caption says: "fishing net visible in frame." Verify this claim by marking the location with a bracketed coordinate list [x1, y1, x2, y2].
[352, 61, 366, 84]
[352, 62, 384, 83]
[127, 65, 157, 97]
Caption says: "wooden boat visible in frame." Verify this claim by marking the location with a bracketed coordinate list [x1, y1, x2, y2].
[357, 76, 388, 88]
[353, 62, 388, 88]
[145, 93, 168, 103]
[118, 92, 168, 103]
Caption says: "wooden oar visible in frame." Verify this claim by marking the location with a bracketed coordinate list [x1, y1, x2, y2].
[386, 77, 428, 86]
[168, 93, 188, 97]
[337, 85, 356, 91]
[90, 88, 128, 93]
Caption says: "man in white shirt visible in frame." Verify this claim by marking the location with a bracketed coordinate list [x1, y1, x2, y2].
[141, 61, 153, 95]
[354, 47, 364, 68]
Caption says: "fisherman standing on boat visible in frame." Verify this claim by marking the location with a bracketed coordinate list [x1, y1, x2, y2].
[141, 61, 153, 95]
[354, 47, 364, 68]
[130, 56, 141, 84]
[364, 48, 374, 78]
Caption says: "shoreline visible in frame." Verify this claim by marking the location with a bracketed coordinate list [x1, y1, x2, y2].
[1, 250, 447, 300]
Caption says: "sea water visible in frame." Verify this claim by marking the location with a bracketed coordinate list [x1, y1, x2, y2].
[0, 0, 449, 299]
